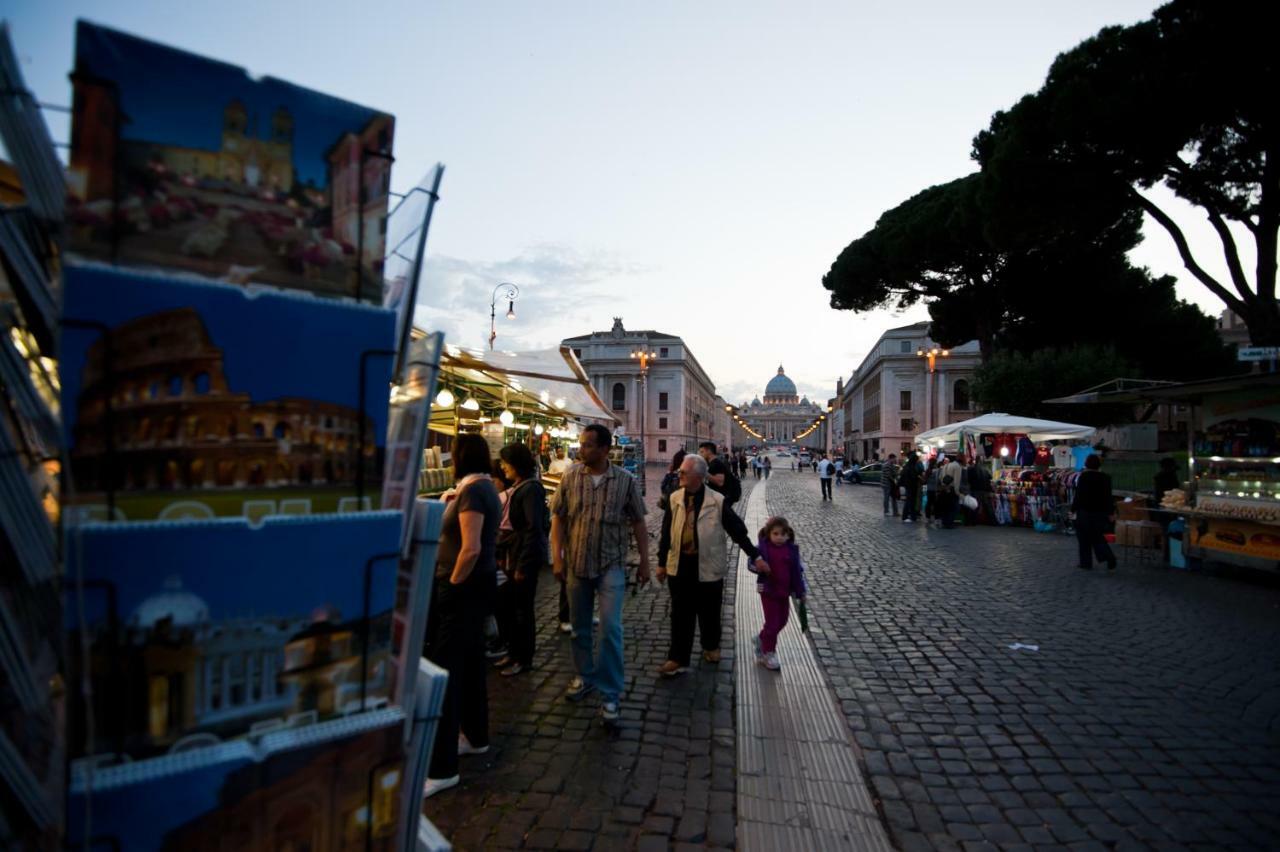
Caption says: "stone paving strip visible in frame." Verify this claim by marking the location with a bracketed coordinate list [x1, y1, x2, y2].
[734, 481, 893, 851]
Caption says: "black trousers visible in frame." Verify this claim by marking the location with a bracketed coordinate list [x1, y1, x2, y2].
[506, 569, 539, 666]
[938, 491, 958, 527]
[1076, 510, 1115, 567]
[924, 490, 937, 520]
[820, 477, 833, 500]
[902, 484, 920, 520]
[667, 553, 724, 666]
[425, 581, 489, 779]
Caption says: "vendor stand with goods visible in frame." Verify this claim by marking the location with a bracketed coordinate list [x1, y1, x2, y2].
[414, 336, 620, 506]
[1047, 372, 1280, 573]
[914, 413, 1097, 530]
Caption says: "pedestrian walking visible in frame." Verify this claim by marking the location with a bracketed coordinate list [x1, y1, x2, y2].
[699, 441, 742, 508]
[923, 457, 940, 527]
[492, 443, 547, 677]
[817, 455, 834, 501]
[881, 453, 900, 517]
[656, 454, 767, 676]
[550, 424, 651, 723]
[750, 516, 809, 671]
[658, 449, 687, 511]
[423, 434, 502, 798]
[1072, 454, 1117, 570]
[900, 451, 922, 523]
[489, 460, 514, 663]
[938, 453, 964, 529]
[763, 455, 772, 479]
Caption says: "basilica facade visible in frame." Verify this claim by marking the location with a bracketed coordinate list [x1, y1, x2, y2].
[735, 366, 824, 450]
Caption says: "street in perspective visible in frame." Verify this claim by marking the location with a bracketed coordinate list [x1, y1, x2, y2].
[4, 2, 1278, 851]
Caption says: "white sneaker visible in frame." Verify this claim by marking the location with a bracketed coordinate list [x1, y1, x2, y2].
[458, 734, 488, 756]
[559, 621, 573, 634]
[423, 775, 459, 799]
[592, 615, 600, 626]
[600, 701, 620, 722]
[762, 652, 781, 671]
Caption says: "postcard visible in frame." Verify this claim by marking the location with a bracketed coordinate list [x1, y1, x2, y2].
[68, 21, 395, 303]
[65, 511, 403, 771]
[60, 262, 395, 522]
[67, 707, 406, 852]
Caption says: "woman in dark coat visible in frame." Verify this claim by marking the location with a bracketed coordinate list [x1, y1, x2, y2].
[1072, 454, 1116, 571]
[424, 433, 502, 797]
[494, 442, 547, 676]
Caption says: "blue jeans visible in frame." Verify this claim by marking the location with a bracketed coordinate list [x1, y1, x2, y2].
[567, 564, 626, 702]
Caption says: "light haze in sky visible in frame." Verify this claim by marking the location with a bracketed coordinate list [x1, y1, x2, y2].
[6, 1, 1236, 406]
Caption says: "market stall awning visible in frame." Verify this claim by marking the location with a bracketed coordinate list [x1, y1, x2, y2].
[1044, 372, 1280, 406]
[915, 413, 1096, 446]
[409, 329, 619, 433]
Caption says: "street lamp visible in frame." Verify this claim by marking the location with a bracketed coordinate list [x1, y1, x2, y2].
[916, 344, 950, 432]
[630, 347, 658, 472]
[489, 283, 520, 351]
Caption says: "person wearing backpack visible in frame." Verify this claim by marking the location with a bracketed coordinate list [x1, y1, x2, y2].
[699, 442, 742, 508]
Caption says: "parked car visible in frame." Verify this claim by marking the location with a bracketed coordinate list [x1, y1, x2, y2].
[844, 462, 881, 484]
[797, 452, 812, 466]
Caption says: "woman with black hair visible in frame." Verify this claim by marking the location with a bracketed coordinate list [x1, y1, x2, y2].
[493, 442, 547, 676]
[423, 433, 502, 798]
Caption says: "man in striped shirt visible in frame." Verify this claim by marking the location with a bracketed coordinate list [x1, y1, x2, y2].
[550, 423, 650, 723]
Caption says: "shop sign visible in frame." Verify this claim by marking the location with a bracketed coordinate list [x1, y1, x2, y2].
[1237, 346, 1280, 361]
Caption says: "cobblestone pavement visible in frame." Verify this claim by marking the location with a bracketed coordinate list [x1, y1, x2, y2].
[422, 471, 757, 850]
[769, 469, 1280, 851]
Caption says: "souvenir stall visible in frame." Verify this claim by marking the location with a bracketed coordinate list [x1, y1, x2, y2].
[1049, 373, 1280, 572]
[1, 22, 455, 850]
[915, 413, 1097, 529]
[416, 336, 619, 502]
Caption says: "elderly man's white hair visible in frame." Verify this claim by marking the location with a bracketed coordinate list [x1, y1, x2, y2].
[682, 454, 708, 478]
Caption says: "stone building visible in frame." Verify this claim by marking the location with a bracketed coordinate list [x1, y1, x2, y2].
[836, 321, 981, 462]
[735, 366, 825, 450]
[564, 318, 720, 465]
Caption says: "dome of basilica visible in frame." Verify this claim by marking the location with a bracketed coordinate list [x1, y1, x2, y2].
[764, 365, 797, 398]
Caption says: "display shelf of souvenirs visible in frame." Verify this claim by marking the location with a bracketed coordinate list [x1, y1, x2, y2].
[1191, 417, 1279, 460]
[418, 446, 451, 495]
[982, 468, 1082, 528]
[1191, 455, 1280, 504]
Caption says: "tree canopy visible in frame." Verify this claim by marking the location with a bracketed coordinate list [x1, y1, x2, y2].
[975, 0, 1278, 342]
[970, 346, 1137, 426]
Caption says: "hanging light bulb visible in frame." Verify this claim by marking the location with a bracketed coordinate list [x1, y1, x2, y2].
[461, 396, 480, 411]
[434, 388, 455, 408]
[540, 390, 550, 403]
[499, 409, 515, 426]
[506, 300, 516, 320]
[554, 398, 566, 409]
[534, 424, 544, 436]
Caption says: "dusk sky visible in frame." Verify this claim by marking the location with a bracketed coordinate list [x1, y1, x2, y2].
[7, 1, 1240, 406]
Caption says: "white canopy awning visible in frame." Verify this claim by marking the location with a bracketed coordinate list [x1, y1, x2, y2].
[915, 413, 1096, 447]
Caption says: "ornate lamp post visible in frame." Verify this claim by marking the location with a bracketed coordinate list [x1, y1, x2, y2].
[630, 347, 657, 472]
[916, 345, 950, 432]
[489, 283, 520, 350]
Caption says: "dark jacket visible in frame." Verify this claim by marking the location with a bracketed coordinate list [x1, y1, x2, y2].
[1072, 469, 1114, 514]
[657, 485, 760, 567]
[499, 478, 548, 578]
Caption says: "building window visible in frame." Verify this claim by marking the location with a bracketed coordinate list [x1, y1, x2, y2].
[658, 439, 667, 453]
[659, 417, 668, 429]
[660, 347, 669, 358]
[573, 348, 582, 360]
[612, 382, 626, 411]
[900, 390, 912, 410]
[900, 418, 915, 432]
[193, 372, 211, 395]
[658, 392, 669, 411]
[900, 341, 912, 354]
[953, 379, 970, 411]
